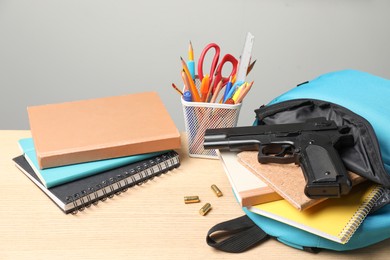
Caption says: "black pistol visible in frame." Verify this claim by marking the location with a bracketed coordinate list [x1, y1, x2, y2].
[203, 118, 354, 198]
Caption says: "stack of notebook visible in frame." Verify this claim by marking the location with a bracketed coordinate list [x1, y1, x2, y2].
[13, 92, 182, 214]
[218, 150, 387, 244]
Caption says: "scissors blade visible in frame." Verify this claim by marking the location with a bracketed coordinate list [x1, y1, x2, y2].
[212, 54, 238, 93]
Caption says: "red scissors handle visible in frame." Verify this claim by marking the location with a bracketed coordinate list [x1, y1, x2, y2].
[212, 54, 238, 92]
[197, 43, 220, 82]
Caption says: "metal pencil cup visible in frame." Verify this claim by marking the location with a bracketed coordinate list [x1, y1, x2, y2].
[181, 98, 242, 159]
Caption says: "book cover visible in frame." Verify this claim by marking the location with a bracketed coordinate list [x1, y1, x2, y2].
[27, 92, 181, 169]
[218, 151, 282, 207]
[18, 137, 166, 188]
[237, 151, 366, 211]
[247, 182, 385, 244]
[13, 151, 180, 214]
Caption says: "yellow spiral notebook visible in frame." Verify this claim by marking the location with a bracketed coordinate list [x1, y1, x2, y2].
[247, 182, 384, 244]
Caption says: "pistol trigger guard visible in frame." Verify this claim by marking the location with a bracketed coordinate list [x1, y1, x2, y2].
[258, 144, 296, 164]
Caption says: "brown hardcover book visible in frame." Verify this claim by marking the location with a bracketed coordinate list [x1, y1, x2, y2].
[237, 151, 366, 211]
[28, 92, 181, 169]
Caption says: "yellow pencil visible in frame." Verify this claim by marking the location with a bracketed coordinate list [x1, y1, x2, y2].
[188, 41, 194, 61]
[236, 81, 254, 103]
[232, 83, 245, 102]
[187, 41, 196, 80]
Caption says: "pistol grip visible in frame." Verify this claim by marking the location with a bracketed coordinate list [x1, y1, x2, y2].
[300, 142, 352, 198]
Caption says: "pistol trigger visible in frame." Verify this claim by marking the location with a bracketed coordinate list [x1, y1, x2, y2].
[277, 145, 294, 157]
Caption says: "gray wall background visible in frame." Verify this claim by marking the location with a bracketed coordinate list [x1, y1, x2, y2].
[1, 0, 389, 130]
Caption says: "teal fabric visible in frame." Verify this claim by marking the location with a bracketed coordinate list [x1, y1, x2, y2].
[268, 69, 390, 174]
[246, 69, 390, 251]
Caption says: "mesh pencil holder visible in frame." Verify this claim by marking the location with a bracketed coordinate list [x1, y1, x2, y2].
[181, 98, 242, 159]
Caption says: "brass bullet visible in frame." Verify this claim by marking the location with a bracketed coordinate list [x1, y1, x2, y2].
[211, 184, 223, 197]
[199, 203, 212, 216]
[184, 196, 200, 204]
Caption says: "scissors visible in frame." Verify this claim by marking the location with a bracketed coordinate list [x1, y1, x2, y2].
[197, 43, 238, 93]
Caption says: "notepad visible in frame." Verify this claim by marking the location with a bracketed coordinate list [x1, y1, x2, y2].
[18, 137, 165, 188]
[13, 151, 180, 214]
[247, 182, 385, 244]
[218, 151, 282, 207]
[27, 92, 181, 169]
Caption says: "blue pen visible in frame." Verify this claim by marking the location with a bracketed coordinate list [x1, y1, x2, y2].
[224, 81, 244, 103]
[223, 80, 233, 103]
[183, 91, 192, 102]
[182, 90, 197, 143]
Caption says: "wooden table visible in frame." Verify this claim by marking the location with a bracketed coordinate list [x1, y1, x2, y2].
[1, 130, 389, 259]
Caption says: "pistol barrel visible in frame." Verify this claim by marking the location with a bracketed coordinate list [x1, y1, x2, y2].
[203, 129, 262, 151]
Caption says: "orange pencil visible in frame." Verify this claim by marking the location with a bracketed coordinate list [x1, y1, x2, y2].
[200, 74, 210, 102]
[224, 98, 235, 105]
[205, 77, 216, 103]
[180, 56, 200, 102]
[210, 80, 223, 103]
[181, 70, 190, 92]
[231, 74, 237, 84]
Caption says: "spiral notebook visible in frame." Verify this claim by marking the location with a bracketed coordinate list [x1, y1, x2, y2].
[18, 137, 165, 188]
[13, 151, 180, 214]
[247, 182, 385, 244]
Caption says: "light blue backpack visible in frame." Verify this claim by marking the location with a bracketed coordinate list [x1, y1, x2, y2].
[207, 70, 390, 252]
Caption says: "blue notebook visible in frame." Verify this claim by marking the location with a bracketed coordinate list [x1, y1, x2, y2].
[13, 151, 180, 214]
[18, 138, 165, 188]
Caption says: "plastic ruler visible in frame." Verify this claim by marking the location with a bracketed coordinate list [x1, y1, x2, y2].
[235, 32, 255, 83]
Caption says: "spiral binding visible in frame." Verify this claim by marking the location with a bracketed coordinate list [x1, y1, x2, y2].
[338, 185, 385, 243]
[65, 151, 180, 214]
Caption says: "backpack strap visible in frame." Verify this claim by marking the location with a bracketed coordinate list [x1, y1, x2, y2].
[206, 215, 269, 253]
